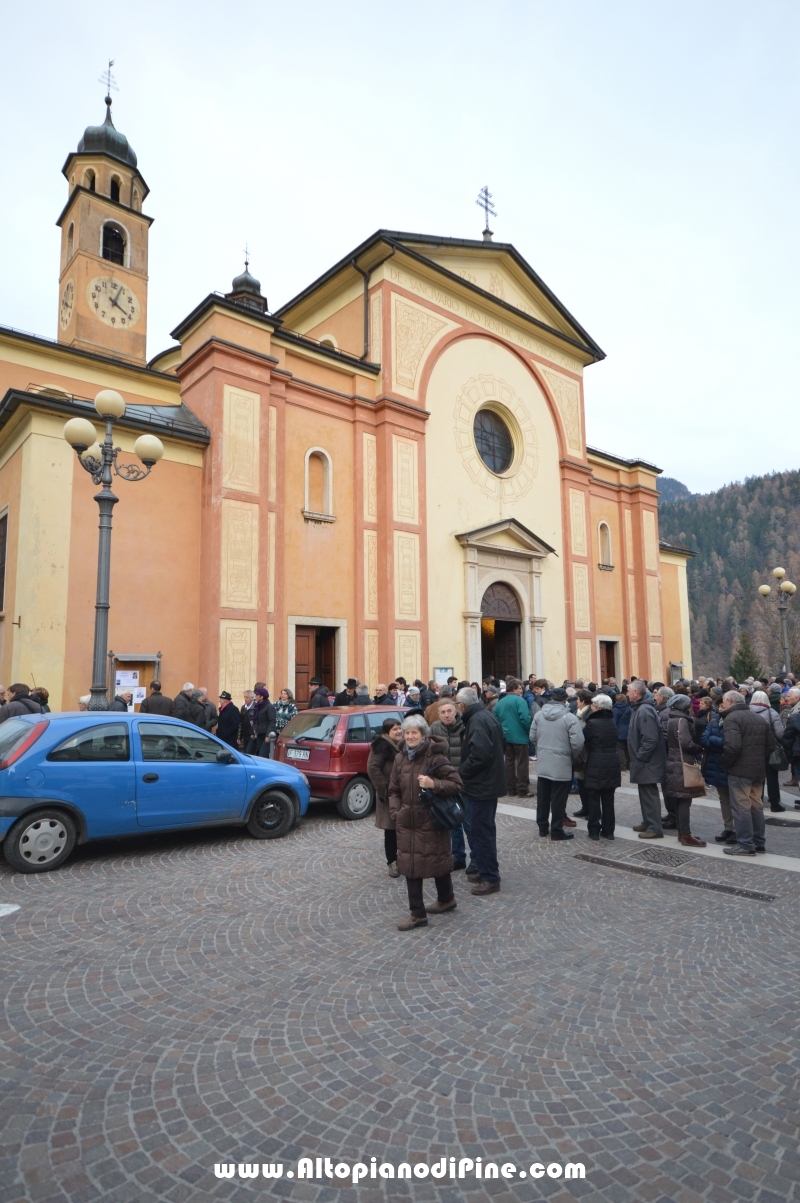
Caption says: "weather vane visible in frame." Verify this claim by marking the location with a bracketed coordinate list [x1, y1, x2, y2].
[98, 59, 118, 103]
[476, 185, 497, 240]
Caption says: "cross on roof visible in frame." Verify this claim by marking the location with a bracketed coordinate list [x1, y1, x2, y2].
[98, 59, 118, 102]
[476, 186, 497, 237]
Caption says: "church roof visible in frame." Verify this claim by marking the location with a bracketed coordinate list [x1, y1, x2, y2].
[275, 229, 605, 364]
[76, 98, 138, 168]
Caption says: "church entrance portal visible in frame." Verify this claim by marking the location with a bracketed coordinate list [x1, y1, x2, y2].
[294, 626, 336, 708]
[480, 583, 522, 681]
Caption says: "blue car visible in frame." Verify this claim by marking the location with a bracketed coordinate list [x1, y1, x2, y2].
[0, 713, 310, 873]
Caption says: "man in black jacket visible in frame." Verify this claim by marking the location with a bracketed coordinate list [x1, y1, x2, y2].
[455, 686, 506, 895]
[139, 682, 174, 716]
[216, 692, 241, 748]
[308, 678, 330, 709]
[720, 690, 775, 855]
[0, 684, 42, 724]
[334, 679, 360, 706]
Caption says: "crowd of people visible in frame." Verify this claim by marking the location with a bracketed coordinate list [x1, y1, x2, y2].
[362, 670, 800, 929]
[1, 667, 798, 930]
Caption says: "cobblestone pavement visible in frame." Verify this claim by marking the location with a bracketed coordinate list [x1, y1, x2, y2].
[2, 786, 800, 1203]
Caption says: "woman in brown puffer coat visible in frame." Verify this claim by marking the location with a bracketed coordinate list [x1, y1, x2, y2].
[388, 714, 463, 931]
[665, 693, 707, 847]
[367, 717, 403, 877]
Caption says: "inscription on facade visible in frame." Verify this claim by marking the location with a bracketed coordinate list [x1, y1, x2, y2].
[542, 368, 582, 454]
[393, 297, 447, 390]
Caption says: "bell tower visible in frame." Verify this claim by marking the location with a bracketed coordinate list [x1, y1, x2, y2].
[57, 94, 151, 365]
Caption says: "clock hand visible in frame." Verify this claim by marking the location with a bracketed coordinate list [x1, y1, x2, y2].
[109, 288, 125, 312]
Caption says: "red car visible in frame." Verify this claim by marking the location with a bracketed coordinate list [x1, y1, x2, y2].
[275, 706, 407, 819]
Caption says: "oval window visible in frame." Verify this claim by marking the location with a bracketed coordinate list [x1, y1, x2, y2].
[473, 408, 514, 474]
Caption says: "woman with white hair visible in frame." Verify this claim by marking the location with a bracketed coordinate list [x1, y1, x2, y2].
[581, 693, 620, 840]
[388, 714, 463, 931]
[750, 690, 787, 812]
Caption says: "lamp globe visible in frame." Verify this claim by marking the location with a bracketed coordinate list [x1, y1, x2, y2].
[134, 434, 165, 466]
[773, 566, 786, 580]
[80, 442, 103, 465]
[758, 584, 772, 596]
[781, 580, 796, 594]
[63, 417, 99, 450]
[94, 389, 126, 418]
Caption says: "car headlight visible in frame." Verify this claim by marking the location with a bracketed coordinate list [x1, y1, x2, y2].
[299, 773, 309, 787]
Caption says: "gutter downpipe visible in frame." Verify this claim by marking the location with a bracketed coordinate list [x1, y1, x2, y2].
[351, 259, 370, 360]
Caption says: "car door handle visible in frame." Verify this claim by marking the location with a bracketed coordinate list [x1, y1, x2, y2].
[142, 773, 159, 783]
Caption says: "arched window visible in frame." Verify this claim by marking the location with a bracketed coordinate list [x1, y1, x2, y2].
[83, 169, 96, 192]
[318, 334, 338, 350]
[598, 522, 613, 569]
[102, 222, 126, 266]
[110, 176, 120, 203]
[66, 223, 74, 261]
[303, 448, 334, 521]
[132, 187, 141, 211]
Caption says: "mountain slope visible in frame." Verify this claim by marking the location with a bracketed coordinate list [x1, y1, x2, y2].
[657, 471, 800, 674]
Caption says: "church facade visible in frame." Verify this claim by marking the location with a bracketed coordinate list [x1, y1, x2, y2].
[0, 100, 692, 709]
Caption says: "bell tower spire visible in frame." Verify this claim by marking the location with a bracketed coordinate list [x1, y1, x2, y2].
[57, 70, 152, 365]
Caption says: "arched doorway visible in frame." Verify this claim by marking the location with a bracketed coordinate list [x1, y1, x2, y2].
[480, 582, 522, 680]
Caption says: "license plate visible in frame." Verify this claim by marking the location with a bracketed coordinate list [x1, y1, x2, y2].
[286, 747, 310, 760]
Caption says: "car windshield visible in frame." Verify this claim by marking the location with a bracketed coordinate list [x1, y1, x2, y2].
[280, 713, 340, 742]
[0, 718, 37, 762]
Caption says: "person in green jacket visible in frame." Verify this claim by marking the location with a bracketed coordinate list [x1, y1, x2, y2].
[494, 678, 533, 797]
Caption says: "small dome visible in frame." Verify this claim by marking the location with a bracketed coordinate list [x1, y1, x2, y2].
[230, 267, 262, 297]
[77, 98, 137, 168]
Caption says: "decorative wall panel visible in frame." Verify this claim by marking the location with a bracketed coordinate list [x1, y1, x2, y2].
[219, 620, 258, 699]
[627, 573, 638, 638]
[630, 640, 639, 677]
[268, 510, 276, 614]
[220, 499, 258, 610]
[572, 562, 591, 631]
[649, 641, 663, 681]
[395, 629, 421, 683]
[363, 433, 378, 522]
[392, 295, 447, 390]
[393, 436, 418, 524]
[542, 367, 582, 454]
[624, 508, 634, 565]
[364, 529, 379, 620]
[646, 574, 662, 637]
[370, 293, 382, 365]
[575, 639, 593, 681]
[643, 509, 658, 571]
[569, 489, 587, 556]
[394, 531, 420, 620]
[268, 405, 277, 502]
[266, 623, 274, 696]
[222, 386, 259, 494]
[364, 629, 379, 693]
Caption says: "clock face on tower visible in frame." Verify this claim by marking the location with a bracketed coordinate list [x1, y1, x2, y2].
[59, 279, 75, 330]
[86, 276, 141, 328]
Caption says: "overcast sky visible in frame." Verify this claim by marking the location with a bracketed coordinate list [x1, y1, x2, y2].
[2, 1, 798, 493]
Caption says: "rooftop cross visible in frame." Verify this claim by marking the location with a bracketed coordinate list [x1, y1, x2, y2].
[476, 185, 497, 241]
[243, 243, 250, 271]
[98, 59, 118, 105]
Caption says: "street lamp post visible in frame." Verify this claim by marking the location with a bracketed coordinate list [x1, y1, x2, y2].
[63, 389, 164, 710]
[758, 566, 797, 674]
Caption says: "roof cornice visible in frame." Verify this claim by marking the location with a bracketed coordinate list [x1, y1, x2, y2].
[0, 388, 210, 446]
[170, 294, 281, 343]
[55, 185, 154, 230]
[0, 324, 178, 385]
[61, 151, 149, 197]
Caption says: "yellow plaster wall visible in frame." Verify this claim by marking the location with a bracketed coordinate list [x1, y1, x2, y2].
[304, 295, 365, 360]
[590, 497, 625, 639]
[425, 336, 567, 679]
[10, 414, 74, 707]
[660, 553, 693, 677]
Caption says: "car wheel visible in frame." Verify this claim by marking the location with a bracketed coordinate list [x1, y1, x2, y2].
[246, 791, 295, 839]
[336, 777, 375, 820]
[4, 810, 77, 873]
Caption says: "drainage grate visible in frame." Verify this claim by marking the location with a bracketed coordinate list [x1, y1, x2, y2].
[574, 853, 776, 902]
[633, 847, 693, 868]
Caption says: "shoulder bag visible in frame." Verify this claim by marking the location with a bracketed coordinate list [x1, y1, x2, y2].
[418, 756, 466, 831]
[678, 721, 705, 791]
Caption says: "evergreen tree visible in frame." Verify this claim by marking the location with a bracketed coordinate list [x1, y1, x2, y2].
[728, 630, 763, 681]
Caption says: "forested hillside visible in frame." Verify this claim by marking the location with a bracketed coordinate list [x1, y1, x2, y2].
[657, 471, 800, 675]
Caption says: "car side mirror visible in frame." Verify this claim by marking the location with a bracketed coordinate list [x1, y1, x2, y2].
[216, 749, 236, 764]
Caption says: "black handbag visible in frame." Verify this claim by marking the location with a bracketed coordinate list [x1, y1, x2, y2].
[419, 787, 466, 831]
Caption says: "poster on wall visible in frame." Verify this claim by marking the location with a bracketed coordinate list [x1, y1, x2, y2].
[433, 667, 454, 686]
[129, 687, 147, 711]
[115, 670, 140, 688]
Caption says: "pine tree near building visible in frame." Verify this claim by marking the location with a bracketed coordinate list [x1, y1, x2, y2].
[729, 630, 763, 681]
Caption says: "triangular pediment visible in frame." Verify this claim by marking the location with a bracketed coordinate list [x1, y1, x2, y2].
[455, 518, 557, 558]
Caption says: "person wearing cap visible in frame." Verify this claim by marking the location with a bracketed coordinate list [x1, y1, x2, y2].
[308, 677, 329, 709]
[403, 686, 425, 717]
[334, 678, 360, 706]
[216, 692, 241, 748]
